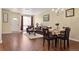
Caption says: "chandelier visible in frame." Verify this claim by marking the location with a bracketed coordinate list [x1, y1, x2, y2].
[52, 8, 64, 15]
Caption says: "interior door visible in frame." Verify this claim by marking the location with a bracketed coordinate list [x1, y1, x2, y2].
[11, 18, 19, 32]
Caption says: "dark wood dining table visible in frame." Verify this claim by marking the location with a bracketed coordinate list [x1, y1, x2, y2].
[49, 28, 65, 36]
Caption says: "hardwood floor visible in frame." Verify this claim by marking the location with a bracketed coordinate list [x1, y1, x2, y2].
[1, 32, 79, 51]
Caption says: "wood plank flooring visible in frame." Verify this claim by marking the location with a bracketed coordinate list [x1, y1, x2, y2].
[0, 32, 79, 51]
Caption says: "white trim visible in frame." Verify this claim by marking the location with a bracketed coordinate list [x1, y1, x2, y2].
[2, 31, 21, 34]
[2, 32, 12, 34]
[70, 37, 79, 42]
[0, 9, 2, 44]
[0, 40, 2, 44]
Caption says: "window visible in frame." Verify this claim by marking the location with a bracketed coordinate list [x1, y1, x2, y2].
[23, 16, 31, 31]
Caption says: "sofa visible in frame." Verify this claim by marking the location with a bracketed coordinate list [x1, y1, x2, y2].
[26, 26, 34, 34]
[26, 25, 52, 35]
[35, 26, 52, 35]
[35, 26, 43, 34]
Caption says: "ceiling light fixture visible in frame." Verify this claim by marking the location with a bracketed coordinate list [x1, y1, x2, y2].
[52, 8, 64, 15]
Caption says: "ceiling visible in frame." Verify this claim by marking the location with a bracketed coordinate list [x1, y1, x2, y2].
[4, 8, 51, 15]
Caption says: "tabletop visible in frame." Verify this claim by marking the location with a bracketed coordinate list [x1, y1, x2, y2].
[49, 28, 65, 35]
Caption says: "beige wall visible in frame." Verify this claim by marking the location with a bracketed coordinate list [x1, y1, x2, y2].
[0, 9, 2, 43]
[34, 8, 79, 41]
[2, 9, 21, 33]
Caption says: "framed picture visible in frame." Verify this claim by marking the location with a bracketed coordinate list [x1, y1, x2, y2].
[43, 14, 49, 21]
[3, 13, 8, 23]
[65, 8, 74, 17]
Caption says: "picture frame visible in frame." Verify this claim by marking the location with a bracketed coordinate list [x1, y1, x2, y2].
[43, 14, 49, 21]
[65, 8, 74, 17]
[3, 13, 8, 23]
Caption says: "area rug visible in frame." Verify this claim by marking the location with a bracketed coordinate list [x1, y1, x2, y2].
[24, 32, 43, 39]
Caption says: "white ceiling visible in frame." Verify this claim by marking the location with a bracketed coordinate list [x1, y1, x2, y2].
[4, 8, 51, 15]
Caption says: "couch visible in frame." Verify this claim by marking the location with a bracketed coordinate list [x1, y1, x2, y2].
[26, 26, 34, 34]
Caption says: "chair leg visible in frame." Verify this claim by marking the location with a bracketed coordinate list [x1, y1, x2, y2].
[28, 32, 30, 34]
[52, 40, 53, 47]
[55, 39, 57, 48]
[64, 39, 66, 49]
[60, 39, 62, 48]
[57, 39, 59, 46]
[43, 39, 45, 46]
[47, 40, 50, 50]
[67, 39, 69, 48]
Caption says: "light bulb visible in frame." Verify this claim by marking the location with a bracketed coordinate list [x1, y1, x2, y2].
[52, 8, 55, 11]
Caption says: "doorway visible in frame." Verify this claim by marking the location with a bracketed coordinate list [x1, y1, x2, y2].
[11, 17, 20, 32]
[23, 16, 31, 32]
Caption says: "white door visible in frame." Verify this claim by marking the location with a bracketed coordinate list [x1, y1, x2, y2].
[11, 18, 19, 32]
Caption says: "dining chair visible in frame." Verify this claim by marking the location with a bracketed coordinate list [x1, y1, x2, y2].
[58, 27, 71, 49]
[42, 28, 57, 50]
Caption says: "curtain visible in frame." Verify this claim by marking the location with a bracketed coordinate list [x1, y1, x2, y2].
[21, 16, 23, 31]
[31, 16, 34, 26]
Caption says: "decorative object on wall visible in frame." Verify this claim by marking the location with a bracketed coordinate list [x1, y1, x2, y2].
[65, 8, 74, 17]
[3, 13, 8, 23]
[43, 14, 49, 21]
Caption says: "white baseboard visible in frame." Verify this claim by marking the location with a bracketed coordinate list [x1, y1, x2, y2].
[2, 30, 22, 34]
[0, 40, 2, 44]
[2, 32, 12, 34]
[70, 37, 79, 42]
[0, 34, 2, 43]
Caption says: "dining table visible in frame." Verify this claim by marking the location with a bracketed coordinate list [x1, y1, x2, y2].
[49, 28, 65, 36]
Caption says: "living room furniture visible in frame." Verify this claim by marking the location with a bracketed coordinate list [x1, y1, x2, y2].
[35, 26, 52, 35]
[26, 26, 36, 35]
[42, 28, 57, 50]
[35, 26, 43, 34]
[57, 27, 71, 49]
[26, 25, 52, 36]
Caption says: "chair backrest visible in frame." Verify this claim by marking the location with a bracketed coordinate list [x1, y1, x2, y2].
[64, 27, 71, 39]
[43, 28, 49, 37]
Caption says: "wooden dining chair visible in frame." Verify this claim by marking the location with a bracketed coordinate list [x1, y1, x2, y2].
[42, 28, 57, 50]
[58, 27, 71, 49]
